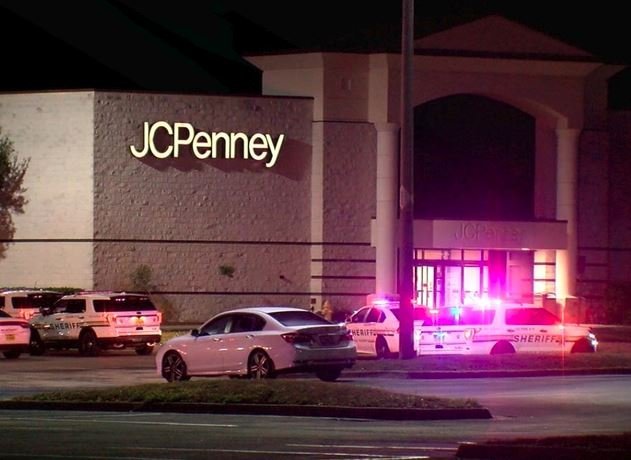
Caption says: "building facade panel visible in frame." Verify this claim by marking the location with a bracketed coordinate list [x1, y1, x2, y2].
[0, 92, 94, 288]
[91, 92, 314, 319]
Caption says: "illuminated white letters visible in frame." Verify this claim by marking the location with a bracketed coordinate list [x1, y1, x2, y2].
[129, 121, 285, 168]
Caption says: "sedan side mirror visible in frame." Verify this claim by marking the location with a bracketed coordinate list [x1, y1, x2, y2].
[190, 328, 200, 337]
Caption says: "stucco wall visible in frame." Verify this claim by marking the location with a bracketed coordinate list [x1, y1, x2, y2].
[320, 121, 376, 313]
[0, 91, 94, 288]
[92, 92, 313, 321]
[577, 129, 610, 300]
[608, 112, 631, 282]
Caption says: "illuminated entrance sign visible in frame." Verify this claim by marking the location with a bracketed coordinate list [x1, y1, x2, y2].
[130, 121, 285, 168]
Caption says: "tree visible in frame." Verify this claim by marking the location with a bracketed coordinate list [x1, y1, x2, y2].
[0, 128, 29, 259]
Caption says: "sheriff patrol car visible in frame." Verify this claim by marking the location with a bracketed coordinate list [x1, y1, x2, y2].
[29, 292, 162, 356]
[0, 290, 64, 320]
[417, 302, 598, 355]
[346, 299, 427, 358]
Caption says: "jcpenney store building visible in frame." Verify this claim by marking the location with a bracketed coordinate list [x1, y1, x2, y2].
[1, 16, 629, 321]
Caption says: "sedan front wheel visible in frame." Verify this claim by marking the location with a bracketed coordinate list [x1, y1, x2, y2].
[161, 351, 191, 382]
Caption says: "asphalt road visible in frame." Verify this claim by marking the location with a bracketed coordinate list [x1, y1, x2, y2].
[2, 352, 631, 459]
[0, 350, 161, 399]
[353, 374, 631, 437]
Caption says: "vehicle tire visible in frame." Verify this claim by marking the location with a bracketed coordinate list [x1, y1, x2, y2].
[375, 336, 391, 359]
[315, 367, 343, 382]
[490, 341, 515, 355]
[78, 329, 100, 356]
[247, 349, 275, 379]
[29, 329, 46, 356]
[135, 344, 155, 356]
[571, 338, 595, 353]
[2, 350, 20, 359]
[161, 351, 190, 382]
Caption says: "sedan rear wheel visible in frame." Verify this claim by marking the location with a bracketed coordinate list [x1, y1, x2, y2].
[248, 350, 275, 379]
[161, 351, 191, 382]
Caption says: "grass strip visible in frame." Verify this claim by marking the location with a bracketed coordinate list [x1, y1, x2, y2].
[14, 379, 480, 409]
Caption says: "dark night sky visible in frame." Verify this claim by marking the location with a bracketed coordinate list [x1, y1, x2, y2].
[0, 0, 630, 102]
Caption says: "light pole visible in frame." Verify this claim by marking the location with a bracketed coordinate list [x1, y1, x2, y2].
[398, 0, 415, 359]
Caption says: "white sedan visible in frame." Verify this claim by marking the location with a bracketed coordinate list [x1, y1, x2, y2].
[156, 306, 356, 382]
[0, 310, 31, 359]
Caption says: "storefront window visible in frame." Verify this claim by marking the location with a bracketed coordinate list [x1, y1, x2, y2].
[414, 249, 489, 308]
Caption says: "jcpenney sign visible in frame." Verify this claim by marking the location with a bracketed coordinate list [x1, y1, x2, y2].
[130, 121, 285, 168]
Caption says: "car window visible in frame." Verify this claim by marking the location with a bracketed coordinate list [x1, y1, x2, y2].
[229, 313, 265, 333]
[0, 310, 10, 318]
[391, 308, 429, 322]
[0, 296, 5, 308]
[12, 293, 63, 309]
[269, 310, 332, 326]
[93, 296, 157, 312]
[459, 308, 495, 325]
[424, 307, 495, 326]
[505, 308, 560, 325]
[65, 300, 86, 314]
[200, 315, 233, 335]
[365, 308, 385, 323]
[350, 307, 371, 323]
[52, 299, 69, 313]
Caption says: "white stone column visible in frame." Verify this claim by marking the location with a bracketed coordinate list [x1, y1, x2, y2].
[309, 123, 325, 308]
[555, 128, 580, 299]
[375, 123, 399, 296]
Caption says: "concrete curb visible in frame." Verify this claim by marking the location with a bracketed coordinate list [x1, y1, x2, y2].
[0, 400, 492, 420]
[343, 367, 631, 379]
[455, 442, 630, 459]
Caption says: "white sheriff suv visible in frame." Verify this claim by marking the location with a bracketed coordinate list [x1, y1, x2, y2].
[417, 302, 598, 355]
[0, 290, 64, 320]
[29, 292, 162, 356]
[346, 300, 427, 358]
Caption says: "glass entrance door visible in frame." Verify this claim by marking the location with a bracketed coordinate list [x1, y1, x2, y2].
[414, 249, 489, 308]
[415, 265, 435, 308]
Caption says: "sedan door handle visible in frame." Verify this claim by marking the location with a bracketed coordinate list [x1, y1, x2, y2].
[539, 329, 548, 333]
[212, 337, 223, 342]
[245, 334, 254, 339]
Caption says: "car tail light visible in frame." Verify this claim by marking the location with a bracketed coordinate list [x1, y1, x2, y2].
[281, 332, 312, 344]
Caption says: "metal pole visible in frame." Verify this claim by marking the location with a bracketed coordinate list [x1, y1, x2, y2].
[398, 0, 415, 359]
